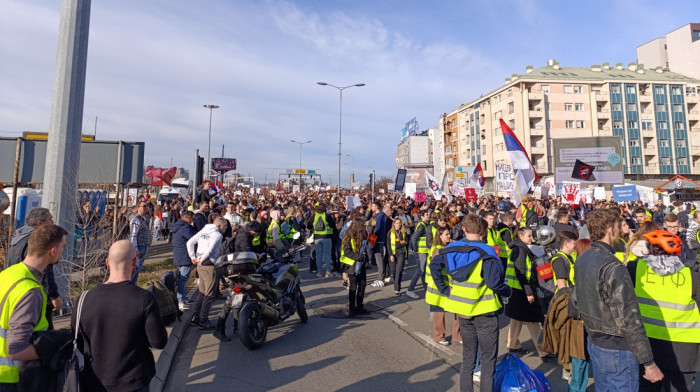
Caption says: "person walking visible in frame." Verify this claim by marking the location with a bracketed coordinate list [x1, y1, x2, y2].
[72, 240, 167, 391]
[431, 214, 511, 391]
[171, 211, 197, 310]
[388, 219, 408, 295]
[129, 200, 151, 283]
[406, 210, 432, 299]
[186, 217, 228, 330]
[504, 226, 550, 360]
[572, 209, 663, 390]
[340, 218, 368, 315]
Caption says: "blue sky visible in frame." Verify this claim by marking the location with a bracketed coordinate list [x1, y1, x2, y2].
[1, 0, 698, 186]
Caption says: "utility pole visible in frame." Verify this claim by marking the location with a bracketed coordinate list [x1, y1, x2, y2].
[42, 0, 92, 307]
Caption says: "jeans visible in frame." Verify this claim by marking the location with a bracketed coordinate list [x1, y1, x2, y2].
[314, 238, 332, 273]
[408, 253, 428, 291]
[392, 252, 406, 291]
[588, 340, 639, 392]
[131, 245, 148, 283]
[459, 315, 499, 392]
[570, 357, 590, 392]
[176, 265, 193, 302]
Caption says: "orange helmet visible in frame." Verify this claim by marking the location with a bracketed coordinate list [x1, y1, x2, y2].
[643, 231, 682, 256]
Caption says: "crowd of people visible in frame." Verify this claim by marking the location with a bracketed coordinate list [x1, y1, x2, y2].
[2, 177, 700, 391]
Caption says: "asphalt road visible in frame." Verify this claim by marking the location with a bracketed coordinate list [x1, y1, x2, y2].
[164, 253, 592, 392]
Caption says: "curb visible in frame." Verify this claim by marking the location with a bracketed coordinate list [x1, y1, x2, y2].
[150, 288, 198, 392]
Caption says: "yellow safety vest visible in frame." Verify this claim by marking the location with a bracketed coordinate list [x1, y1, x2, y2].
[0, 263, 49, 383]
[425, 244, 448, 307]
[416, 222, 429, 254]
[252, 233, 261, 247]
[496, 226, 512, 259]
[519, 205, 537, 227]
[282, 218, 297, 240]
[443, 259, 502, 317]
[390, 231, 407, 256]
[615, 252, 637, 264]
[313, 213, 333, 236]
[266, 220, 279, 245]
[635, 258, 700, 343]
[551, 251, 576, 292]
[505, 248, 532, 291]
[340, 239, 357, 266]
[486, 228, 499, 248]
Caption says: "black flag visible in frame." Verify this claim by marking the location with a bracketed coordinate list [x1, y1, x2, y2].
[571, 159, 596, 181]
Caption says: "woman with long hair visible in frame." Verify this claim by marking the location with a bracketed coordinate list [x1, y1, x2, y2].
[388, 218, 408, 295]
[505, 226, 551, 360]
[340, 218, 368, 315]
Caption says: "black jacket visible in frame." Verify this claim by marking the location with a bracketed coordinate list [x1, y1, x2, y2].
[234, 230, 253, 253]
[571, 241, 654, 365]
[171, 220, 196, 267]
[193, 211, 208, 232]
[507, 239, 538, 297]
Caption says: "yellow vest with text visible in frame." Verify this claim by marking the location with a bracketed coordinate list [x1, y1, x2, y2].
[416, 222, 429, 254]
[0, 263, 49, 383]
[443, 258, 502, 317]
[505, 248, 532, 291]
[496, 226, 512, 259]
[425, 244, 448, 307]
[635, 258, 700, 343]
[313, 213, 333, 236]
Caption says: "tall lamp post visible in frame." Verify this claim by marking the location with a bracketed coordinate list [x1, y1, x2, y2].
[317, 82, 365, 193]
[203, 104, 219, 181]
[346, 154, 355, 183]
[290, 139, 312, 190]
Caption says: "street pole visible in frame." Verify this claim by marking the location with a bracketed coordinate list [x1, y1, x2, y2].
[42, 0, 92, 306]
[290, 140, 311, 191]
[203, 104, 219, 181]
[317, 82, 365, 193]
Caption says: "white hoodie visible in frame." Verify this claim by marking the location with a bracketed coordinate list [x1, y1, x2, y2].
[186, 223, 223, 265]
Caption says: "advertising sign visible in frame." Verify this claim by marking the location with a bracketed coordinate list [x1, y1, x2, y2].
[612, 185, 638, 202]
[404, 168, 429, 192]
[553, 137, 624, 184]
[414, 192, 427, 202]
[212, 158, 237, 172]
[495, 163, 515, 197]
[465, 188, 477, 202]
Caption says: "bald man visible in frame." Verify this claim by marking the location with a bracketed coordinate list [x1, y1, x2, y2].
[72, 240, 167, 391]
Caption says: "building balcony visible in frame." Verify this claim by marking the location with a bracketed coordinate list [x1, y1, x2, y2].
[597, 109, 610, 119]
[689, 110, 700, 121]
[639, 93, 653, 102]
[529, 124, 545, 135]
[599, 126, 612, 136]
[595, 91, 609, 101]
[529, 109, 544, 118]
[528, 91, 544, 101]
[642, 128, 656, 137]
[691, 146, 700, 156]
[530, 145, 546, 155]
[643, 144, 656, 155]
[687, 94, 699, 104]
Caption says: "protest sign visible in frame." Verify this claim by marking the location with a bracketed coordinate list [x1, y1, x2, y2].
[561, 181, 580, 204]
[495, 163, 515, 198]
[465, 188, 477, 203]
[414, 192, 427, 202]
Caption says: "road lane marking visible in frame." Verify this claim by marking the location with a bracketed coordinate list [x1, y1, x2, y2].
[380, 310, 408, 326]
[413, 332, 456, 356]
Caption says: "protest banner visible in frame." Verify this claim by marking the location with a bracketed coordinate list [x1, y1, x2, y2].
[414, 192, 427, 202]
[561, 181, 581, 204]
[465, 188, 477, 203]
[495, 163, 515, 198]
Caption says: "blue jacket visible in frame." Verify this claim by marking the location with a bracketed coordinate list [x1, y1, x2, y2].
[172, 219, 197, 266]
[373, 211, 388, 244]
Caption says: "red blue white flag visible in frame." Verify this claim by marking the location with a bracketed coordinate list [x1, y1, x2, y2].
[500, 119, 539, 206]
[473, 163, 485, 187]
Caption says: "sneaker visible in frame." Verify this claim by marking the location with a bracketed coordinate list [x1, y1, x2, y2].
[325, 272, 331, 278]
[310, 269, 318, 274]
[562, 369, 571, 381]
[316, 272, 324, 278]
[370, 280, 385, 288]
[457, 340, 463, 345]
[383, 277, 392, 283]
[178, 301, 190, 311]
[198, 321, 216, 330]
[405, 290, 419, 299]
[394, 290, 401, 296]
[508, 348, 529, 355]
[473, 371, 481, 381]
[437, 340, 450, 346]
[185, 298, 195, 304]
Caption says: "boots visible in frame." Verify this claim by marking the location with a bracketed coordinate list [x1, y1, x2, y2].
[213, 318, 230, 342]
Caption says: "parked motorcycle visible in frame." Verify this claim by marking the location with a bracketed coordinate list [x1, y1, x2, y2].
[215, 232, 308, 349]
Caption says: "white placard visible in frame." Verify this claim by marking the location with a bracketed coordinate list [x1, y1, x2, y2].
[495, 163, 515, 198]
[594, 187, 606, 200]
[404, 183, 417, 198]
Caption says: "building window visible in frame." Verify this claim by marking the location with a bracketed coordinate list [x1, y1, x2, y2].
[656, 103, 666, 112]
[693, 30, 700, 42]
[564, 85, 573, 94]
[576, 120, 585, 128]
[625, 85, 636, 94]
[613, 121, 623, 129]
[611, 85, 621, 93]
[630, 139, 640, 147]
[575, 103, 584, 111]
[677, 139, 687, 148]
[673, 104, 683, 113]
[629, 121, 638, 128]
[655, 86, 665, 95]
[659, 139, 670, 147]
[565, 103, 573, 111]
[642, 121, 653, 130]
[495, 111, 502, 120]
[661, 157, 671, 165]
[680, 157, 689, 166]
[493, 95, 501, 104]
[574, 85, 583, 94]
[508, 102, 515, 114]
[627, 103, 637, 112]
[542, 85, 550, 93]
[671, 86, 682, 95]
[632, 157, 642, 165]
[612, 103, 622, 111]
[482, 145, 486, 155]
[659, 122, 668, 130]
[546, 120, 551, 129]
[566, 120, 574, 129]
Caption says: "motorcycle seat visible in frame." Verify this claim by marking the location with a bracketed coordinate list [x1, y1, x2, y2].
[260, 263, 280, 274]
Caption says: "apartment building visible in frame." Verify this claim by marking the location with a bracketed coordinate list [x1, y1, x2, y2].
[395, 133, 432, 169]
[637, 23, 700, 81]
[441, 60, 700, 185]
[438, 113, 459, 182]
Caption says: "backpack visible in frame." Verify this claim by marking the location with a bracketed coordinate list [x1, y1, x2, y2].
[314, 214, 327, 232]
[146, 273, 180, 325]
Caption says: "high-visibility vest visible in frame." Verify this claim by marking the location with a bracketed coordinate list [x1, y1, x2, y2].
[615, 251, 637, 264]
[635, 258, 700, 343]
[266, 220, 279, 245]
[505, 247, 532, 291]
[313, 213, 333, 236]
[340, 239, 357, 266]
[486, 227, 499, 247]
[551, 251, 576, 292]
[416, 222, 429, 254]
[282, 218, 298, 240]
[425, 244, 447, 307]
[443, 258, 503, 317]
[252, 233, 261, 247]
[496, 227, 512, 259]
[519, 205, 537, 227]
[0, 263, 49, 383]
[390, 231, 407, 256]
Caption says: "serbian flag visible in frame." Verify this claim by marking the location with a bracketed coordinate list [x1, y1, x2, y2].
[208, 181, 217, 195]
[571, 159, 596, 181]
[215, 179, 224, 191]
[144, 166, 176, 186]
[473, 163, 485, 187]
[500, 119, 539, 207]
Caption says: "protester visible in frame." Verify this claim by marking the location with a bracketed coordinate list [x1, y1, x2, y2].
[406, 210, 432, 299]
[171, 211, 197, 310]
[388, 218, 408, 295]
[340, 218, 368, 315]
[129, 200, 151, 283]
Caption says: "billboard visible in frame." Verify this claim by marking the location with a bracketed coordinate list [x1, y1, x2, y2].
[401, 117, 419, 141]
[553, 137, 624, 185]
[212, 158, 237, 172]
[404, 167, 430, 192]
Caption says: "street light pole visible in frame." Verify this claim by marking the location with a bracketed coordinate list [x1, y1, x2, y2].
[346, 154, 355, 183]
[317, 82, 365, 193]
[290, 139, 311, 190]
[203, 104, 219, 181]
[169, 157, 173, 168]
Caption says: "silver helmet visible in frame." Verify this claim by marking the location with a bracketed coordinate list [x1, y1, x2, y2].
[536, 225, 556, 246]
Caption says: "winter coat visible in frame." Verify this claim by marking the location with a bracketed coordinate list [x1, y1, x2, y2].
[193, 211, 208, 232]
[171, 220, 196, 267]
[504, 239, 544, 323]
[540, 290, 586, 364]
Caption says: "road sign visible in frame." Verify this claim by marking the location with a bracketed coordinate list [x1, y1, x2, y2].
[308, 170, 316, 174]
[455, 173, 465, 178]
[295, 169, 306, 174]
